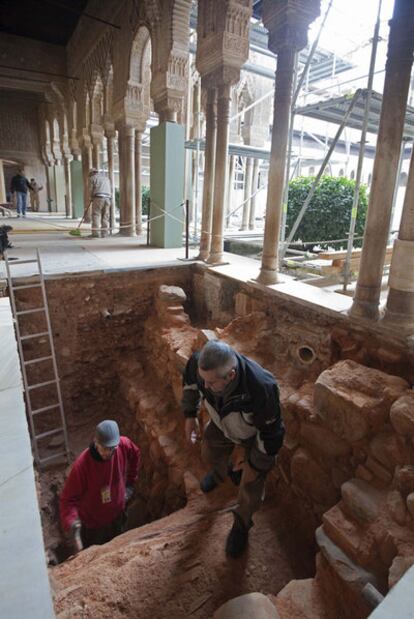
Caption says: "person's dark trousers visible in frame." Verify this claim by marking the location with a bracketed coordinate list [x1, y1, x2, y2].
[201, 421, 273, 527]
[16, 192, 27, 216]
[81, 511, 127, 548]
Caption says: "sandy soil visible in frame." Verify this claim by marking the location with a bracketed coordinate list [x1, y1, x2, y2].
[51, 481, 315, 619]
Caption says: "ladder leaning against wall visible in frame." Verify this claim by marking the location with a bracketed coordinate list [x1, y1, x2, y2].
[4, 249, 70, 468]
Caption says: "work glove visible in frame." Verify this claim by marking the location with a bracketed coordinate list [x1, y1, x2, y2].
[125, 485, 134, 503]
[71, 519, 83, 553]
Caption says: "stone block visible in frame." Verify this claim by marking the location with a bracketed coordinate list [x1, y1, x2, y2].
[158, 285, 187, 304]
[341, 479, 384, 523]
[275, 579, 328, 619]
[394, 465, 414, 496]
[377, 531, 398, 567]
[365, 456, 393, 484]
[322, 504, 376, 567]
[369, 432, 411, 471]
[299, 422, 350, 459]
[355, 465, 373, 482]
[316, 526, 379, 592]
[290, 448, 338, 506]
[387, 490, 408, 526]
[213, 592, 279, 619]
[389, 556, 414, 589]
[314, 360, 409, 442]
[390, 392, 414, 435]
[407, 493, 414, 519]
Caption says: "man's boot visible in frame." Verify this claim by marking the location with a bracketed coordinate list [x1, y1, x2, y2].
[225, 511, 252, 558]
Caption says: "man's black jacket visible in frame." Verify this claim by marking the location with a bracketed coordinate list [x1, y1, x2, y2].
[182, 351, 285, 470]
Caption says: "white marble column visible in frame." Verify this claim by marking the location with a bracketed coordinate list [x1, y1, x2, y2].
[199, 88, 217, 260]
[207, 84, 231, 264]
[135, 130, 143, 235]
[257, 47, 296, 283]
[118, 124, 136, 237]
[350, 0, 414, 319]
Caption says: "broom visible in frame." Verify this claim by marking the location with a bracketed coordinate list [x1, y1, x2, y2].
[69, 201, 92, 237]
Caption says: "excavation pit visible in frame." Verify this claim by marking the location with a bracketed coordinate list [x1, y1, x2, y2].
[5, 263, 414, 619]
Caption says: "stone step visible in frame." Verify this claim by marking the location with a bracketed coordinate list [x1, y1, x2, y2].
[323, 503, 377, 568]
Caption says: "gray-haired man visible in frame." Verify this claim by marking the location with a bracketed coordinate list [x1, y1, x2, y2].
[182, 341, 284, 558]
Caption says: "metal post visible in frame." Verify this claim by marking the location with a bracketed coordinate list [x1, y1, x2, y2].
[281, 90, 361, 260]
[343, 0, 383, 291]
[292, 0, 333, 108]
[185, 199, 190, 259]
[147, 199, 151, 246]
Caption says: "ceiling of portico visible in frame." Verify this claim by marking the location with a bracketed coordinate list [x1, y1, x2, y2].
[0, 0, 87, 46]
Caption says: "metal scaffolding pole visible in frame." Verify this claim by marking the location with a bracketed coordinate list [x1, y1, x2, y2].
[280, 90, 361, 260]
[342, 0, 382, 291]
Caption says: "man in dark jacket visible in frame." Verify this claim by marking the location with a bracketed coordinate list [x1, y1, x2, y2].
[60, 420, 141, 552]
[10, 169, 31, 218]
[182, 341, 284, 558]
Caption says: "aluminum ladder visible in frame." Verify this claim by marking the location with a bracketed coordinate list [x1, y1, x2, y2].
[4, 249, 70, 467]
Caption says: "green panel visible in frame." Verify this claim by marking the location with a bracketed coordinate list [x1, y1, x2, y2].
[70, 160, 84, 218]
[150, 122, 185, 248]
[54, 165, 66, 212]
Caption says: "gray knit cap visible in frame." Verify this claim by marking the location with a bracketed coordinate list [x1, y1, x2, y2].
[95, 420, 120, 448]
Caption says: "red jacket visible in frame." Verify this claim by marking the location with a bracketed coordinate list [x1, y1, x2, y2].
[60, 436, 141, 531]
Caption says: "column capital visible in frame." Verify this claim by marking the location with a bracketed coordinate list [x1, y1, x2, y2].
[196, 0, 252, 87]
[263, 0, 321, 53]
[115, 120, 136, 137]
[151, 52, 188, 123]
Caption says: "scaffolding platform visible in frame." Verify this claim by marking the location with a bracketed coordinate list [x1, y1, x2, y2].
[295, 89, 414, 139]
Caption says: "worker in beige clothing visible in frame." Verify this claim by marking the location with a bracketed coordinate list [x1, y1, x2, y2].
[88, 169, 112, 238]
[29, 178, 43, 212]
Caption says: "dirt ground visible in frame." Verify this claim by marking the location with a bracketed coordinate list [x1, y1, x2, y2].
[51, 481, 315, 619]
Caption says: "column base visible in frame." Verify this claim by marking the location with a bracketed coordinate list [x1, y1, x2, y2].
[196, 250, 209, 261]
[206, 251, 226, 265]
[118, 229, 137, 238]
[382, 308, 414, 333]
[255, 268, 279, 286]
[348, 298, 380, 321]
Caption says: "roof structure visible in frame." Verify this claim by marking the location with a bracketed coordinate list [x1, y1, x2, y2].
[295, 89, 414, 139]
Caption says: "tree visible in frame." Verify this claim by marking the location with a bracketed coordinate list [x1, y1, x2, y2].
[285, 176, 368, 248]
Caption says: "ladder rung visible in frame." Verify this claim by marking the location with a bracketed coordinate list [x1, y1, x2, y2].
[32, 403, 60, 415]
[27, 379, 57, 391]
[39, 452, 67, 465]
[12, 283, 42, 290]
[16, 307, 45, 316]
[35, 427, 64, 441]
[24, 355, 53, 366]
[8, 259, 39, 265]
[20, 331, 49, 341]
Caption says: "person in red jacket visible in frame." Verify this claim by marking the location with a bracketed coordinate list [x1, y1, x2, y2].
[60, 419, 141, 552]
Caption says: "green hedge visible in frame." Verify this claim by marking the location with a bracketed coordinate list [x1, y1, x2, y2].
[285, 175, 368, 248]
[114, 185, 150, 216]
